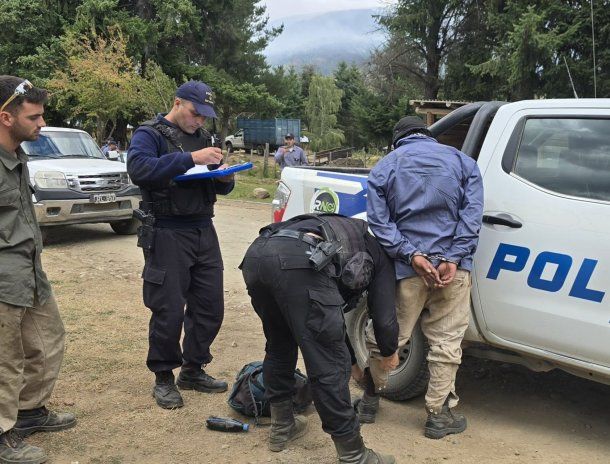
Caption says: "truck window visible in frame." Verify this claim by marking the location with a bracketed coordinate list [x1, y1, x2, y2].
[22, 131, 105, 160]
[511, 118, 610, 202]
[436, 116, 473, 151]
[430, 102, 504, 160]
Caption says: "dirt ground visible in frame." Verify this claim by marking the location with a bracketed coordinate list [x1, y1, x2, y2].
[34, 200, 610, 464]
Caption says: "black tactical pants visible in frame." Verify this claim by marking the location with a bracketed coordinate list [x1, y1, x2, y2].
[142, 226, 224, 372]
[241, 235, 359, 439]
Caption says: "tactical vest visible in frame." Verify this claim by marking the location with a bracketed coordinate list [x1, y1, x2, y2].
[139, 119, 217, 217]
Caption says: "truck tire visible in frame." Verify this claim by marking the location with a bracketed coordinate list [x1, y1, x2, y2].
[345, 296, 429, 401]
[226, 142, 233, 153]
[110, 218, 139, 235]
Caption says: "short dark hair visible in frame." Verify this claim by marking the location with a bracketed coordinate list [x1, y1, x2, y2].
[0, 75, 47, 114]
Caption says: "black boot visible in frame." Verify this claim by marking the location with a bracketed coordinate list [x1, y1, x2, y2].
[333, 434, 395, 464]
[353, 392, 380, 424]
[153, 371, 184, 409]
[424, 403, 467, 439]
[0, 429, 47, 464]
[14, 407, 76, 437]
[268, 399, 307, 452]
[176, 368, 228, 393]
[353, 367, 380, 424]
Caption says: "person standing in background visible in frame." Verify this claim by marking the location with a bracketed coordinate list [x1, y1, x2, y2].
[274, 133, 308, 170]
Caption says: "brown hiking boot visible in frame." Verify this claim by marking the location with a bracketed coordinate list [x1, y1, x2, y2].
[0, 429, 47, 464]
[14, 407, 76, 437]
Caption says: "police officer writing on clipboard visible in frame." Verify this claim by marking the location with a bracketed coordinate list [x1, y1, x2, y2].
[241, 213, 398, 463]
[127, 81, 234, 409]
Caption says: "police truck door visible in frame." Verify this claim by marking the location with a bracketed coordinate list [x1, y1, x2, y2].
[472, 107, 610, 368]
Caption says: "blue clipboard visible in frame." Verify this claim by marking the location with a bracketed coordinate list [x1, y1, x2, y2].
[174, 162, 253, 181]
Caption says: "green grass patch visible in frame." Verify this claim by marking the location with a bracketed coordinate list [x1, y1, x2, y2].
[226, 174, 278, 203]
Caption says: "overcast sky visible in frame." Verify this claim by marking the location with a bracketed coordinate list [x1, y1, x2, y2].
[262, 0, 395, 21]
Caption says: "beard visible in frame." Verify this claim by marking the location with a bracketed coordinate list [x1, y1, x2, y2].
[12, 120, 40, 142]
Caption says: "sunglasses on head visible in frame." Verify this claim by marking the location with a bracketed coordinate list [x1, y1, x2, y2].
[0, 79, 33, 112]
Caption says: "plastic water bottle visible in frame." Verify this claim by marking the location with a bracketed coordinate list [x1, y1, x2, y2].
[205, 416, 249, 432]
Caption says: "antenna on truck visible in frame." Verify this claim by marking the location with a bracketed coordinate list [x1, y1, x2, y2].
[563, 56, 579, 99]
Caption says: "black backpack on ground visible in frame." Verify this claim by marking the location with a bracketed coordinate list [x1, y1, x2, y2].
[227, 361, 312, 422]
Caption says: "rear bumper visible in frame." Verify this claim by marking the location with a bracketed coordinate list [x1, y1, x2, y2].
[34, 195, 141, 226]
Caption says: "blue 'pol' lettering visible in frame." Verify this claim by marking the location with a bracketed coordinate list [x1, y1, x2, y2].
[486, 243, 605, 303]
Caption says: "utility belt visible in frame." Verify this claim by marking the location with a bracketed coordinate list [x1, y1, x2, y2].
[258, 226, 372, 290]
[260, 228, 342, 272]
[264, 229, 322, 247]
[139, 199, 172, 216]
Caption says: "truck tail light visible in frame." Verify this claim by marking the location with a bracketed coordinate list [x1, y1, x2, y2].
[272, 181, 291, 223]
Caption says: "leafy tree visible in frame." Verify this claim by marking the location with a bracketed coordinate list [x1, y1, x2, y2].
[377, 0, 477, 99]
[259, 66, 302, 118]
[189, 66, 281, 146]
[469, 4, 569, 100]
[299, 65, 317, 127]
[47, 29, 174, 142]
[465, 1, 609, 100]
[346, 45, 421, 150]
[441, 2, 497, 100]
[0, 0, 74, 77]
[304, 76, 344, 151]
[334, 62, 368, 148]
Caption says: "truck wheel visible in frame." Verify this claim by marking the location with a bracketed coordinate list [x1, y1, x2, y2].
[345, 296, 429, 401]
[226, 142, 233, 153]
[110, 218, 139, 235]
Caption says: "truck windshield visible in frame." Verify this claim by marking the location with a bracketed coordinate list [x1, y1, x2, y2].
[22, 131, 105, 160]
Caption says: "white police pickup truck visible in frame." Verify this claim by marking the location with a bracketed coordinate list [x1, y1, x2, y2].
[22, 127, 141, 239]
[272, 99, 610, 399]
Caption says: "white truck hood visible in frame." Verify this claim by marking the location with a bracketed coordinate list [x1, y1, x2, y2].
[27, 158, 127, 176]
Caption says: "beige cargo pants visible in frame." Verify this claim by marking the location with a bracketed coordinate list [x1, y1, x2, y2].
[366, 270, 471, 413]
[0, 295, 65, 433]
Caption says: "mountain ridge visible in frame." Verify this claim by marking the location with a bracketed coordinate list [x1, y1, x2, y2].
[264, 8, 386, 74]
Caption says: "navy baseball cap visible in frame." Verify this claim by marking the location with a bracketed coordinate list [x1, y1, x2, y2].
[176, 81, 217, 118]
[284, 133, 294, 139]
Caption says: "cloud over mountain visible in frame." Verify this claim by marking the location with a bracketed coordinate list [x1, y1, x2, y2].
[264, 8, 387, 74]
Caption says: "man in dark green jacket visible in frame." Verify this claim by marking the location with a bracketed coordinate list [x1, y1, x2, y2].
[0, 76, 75, 464]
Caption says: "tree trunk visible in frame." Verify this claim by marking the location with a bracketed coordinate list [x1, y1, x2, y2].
[423, 2, 443, 99]
[135, 0, 154, 75]
[219, 112, 230, 163]
[96, 118, 106, 145]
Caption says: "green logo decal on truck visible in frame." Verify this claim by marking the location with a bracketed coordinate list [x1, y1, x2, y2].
[310, 188, 339, 213]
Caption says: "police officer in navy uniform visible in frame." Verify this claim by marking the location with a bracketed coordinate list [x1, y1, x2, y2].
[127, 81, 234, 409]
[241, 213, 399, 463]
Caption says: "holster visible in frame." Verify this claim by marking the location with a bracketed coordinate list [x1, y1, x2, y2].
[133, 208, 156, 251]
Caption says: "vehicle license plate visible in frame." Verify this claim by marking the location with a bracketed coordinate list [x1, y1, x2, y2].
[90, 193, 116, 203]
